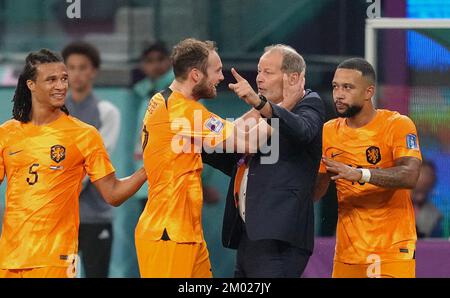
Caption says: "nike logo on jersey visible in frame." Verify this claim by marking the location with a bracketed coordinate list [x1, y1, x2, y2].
[8, 150, 23, 156]
[331, 151, 344, 158]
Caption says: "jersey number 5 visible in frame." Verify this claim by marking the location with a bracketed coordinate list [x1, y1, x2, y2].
[27, 163, 39, 185]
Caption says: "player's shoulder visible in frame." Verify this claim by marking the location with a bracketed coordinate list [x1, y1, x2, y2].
[0, 119, 21, 131]
[64, 115, 100, 137]
[0, 119, 21, 141]
[157, 88, 176, 101]
[64, 116, 106, 150]
[66, 115, 95, 129]
[323, 117, 344, 131]
[169, 91, 209, 115]
[379, 109, 415, 126]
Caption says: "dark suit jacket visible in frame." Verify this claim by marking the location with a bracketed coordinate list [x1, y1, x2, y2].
[202, 90, 325, 254]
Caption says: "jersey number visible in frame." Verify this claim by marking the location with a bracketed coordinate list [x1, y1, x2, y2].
[27, 163, 39, 185]
[142, 125, 149, 151]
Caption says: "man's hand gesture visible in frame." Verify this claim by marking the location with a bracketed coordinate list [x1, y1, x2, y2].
[228, 68, 260, 107]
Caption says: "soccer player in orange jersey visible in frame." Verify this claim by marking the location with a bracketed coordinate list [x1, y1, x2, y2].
[0, 49, 147, 278]
[314, 58, 422, 278]
[135, 38, 272, 278]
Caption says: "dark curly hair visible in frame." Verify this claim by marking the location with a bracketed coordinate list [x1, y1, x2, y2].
[61, 41, 101, 69]
[12, 49, 69, 123]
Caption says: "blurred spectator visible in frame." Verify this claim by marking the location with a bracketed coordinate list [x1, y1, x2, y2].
[132, 41, 174, 210]
[413, 160, 443, 238]
[62, 41, 121, 277]
[133, 41, 174, 100]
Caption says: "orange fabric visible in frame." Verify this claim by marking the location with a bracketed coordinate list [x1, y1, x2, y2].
[0, 114, 115, 269]
[136, 90, 234, 243]
[320, 110, 421, 264]
[135, 238, 212, 278]
[0, 266, 74, 278]
[332, 259, 415, 278]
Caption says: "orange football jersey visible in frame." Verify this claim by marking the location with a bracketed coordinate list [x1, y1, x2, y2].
[320, 109, 422, 264]
[135, 89, 234, 243]
[0, 114, 115, 269]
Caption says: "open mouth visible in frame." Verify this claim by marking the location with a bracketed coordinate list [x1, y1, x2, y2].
[52, 93, 66, 100]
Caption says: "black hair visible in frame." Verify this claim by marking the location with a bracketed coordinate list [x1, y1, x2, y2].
[141, 41, 170, 60]
[337, 57, 377, 85]
[61, 41, 101, 69]
[12, 48, 69, 123]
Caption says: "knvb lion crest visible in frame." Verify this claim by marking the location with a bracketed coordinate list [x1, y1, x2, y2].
[50, 145, 66, 163]
[366, 146, 381, 165]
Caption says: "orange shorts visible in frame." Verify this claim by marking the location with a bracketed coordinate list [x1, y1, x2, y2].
[0, 266, 73, 278]
[135, 238, 212, 278]
[332, 259, 416, 278]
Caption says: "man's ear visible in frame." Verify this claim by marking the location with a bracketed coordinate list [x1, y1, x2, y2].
[189, 68, 202, 83]
[366, 85, 375, 100]
[288, 72, 300, 85]
[26, 79, 35, 92]
[300, 72, 306, 90]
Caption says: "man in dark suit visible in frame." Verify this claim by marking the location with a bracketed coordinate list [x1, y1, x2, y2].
[203, 44, 326, 277]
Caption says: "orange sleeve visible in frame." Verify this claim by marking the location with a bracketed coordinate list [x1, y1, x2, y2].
[80, 127, 116, 182]
[390, 116, 422, 161]
[172, 101, 234, 148]
[319, 124, 330, 173]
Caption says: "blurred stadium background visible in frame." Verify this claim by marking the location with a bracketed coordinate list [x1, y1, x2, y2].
[0, 0, 449, 277]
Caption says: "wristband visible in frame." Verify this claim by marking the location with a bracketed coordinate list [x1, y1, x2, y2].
[254, 95, 267, 110]
[359, 168, 371, 183]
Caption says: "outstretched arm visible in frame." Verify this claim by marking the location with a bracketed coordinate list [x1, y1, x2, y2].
[93, 167, 147, 207]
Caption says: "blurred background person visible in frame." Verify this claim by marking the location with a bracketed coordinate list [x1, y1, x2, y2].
[62, 41, 121, 278]
[413, 160, 443, 238]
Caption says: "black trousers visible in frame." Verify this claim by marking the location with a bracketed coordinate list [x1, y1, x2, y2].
[235, 226, 310, 278]
[78, 223, 113, 278]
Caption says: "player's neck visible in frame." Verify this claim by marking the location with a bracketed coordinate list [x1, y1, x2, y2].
[71, 86, 92, 103]
[30, 105, 64, 126]
[169, 80, 199, 101]
[346, 105, 377, 129]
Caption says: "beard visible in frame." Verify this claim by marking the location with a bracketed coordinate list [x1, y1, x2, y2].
[335, 103, 363, 118]
[192, 76, 216, 99]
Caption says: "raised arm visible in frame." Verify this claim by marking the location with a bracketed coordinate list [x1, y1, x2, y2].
[228, 68, 324, 145]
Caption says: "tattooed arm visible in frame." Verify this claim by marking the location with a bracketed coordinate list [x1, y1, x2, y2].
[322, 156, 421, 189]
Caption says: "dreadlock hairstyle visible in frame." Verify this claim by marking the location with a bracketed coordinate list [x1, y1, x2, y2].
[12, 48, 69, 123]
